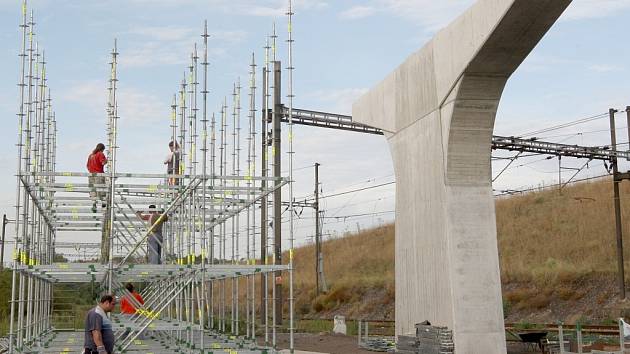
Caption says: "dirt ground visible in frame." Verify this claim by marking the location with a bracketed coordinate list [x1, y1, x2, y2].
[273, 333, 539, 354]
[274, 333, 378, 354]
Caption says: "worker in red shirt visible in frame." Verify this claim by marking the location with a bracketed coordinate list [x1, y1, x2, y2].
[120, 283, 144, 315]
[87, 143, 108, 213]
[120, 283, 145, 340]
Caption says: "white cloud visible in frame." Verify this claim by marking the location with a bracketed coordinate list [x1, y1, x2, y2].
[346, 0, 630, 34]
[561, 0, 630, 21]
[588, 64, 622, 73]
[59, 81, 108, 115]
[119, 42, 191, 68]
[127, 26, 196, 42]
[117, 87, 165, 125]
[126, 0, 328, 17]
[339, 6, 377, 20]
[59, 81, 166, 125]
[367, 0, 475, 32]
[304, 87, 368, 114]
[119, 25, 246, 68]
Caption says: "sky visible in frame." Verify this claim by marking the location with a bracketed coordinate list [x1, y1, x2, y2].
[1, 0, 630, 264]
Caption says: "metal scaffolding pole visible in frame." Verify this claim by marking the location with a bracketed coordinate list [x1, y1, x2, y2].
[231, 83, 237, 335]
[272, 60, 282, 331]
[261, 34, 271, 343]
[287, 1, 296, 350]
[107, 40, 119, 293]
[248, 52, 257, 340]
[200, 20, 209, 352]
[16, 14, 36, 350]
[9, 3, 29, 348]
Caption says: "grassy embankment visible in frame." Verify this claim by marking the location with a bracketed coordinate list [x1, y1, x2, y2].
[290, 176, 630, 323]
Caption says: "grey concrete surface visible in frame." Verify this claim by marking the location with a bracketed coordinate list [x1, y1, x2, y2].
[352, 1, 572, 352]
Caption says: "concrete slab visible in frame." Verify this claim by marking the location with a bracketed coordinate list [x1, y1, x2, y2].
[352, 0, 573, 353]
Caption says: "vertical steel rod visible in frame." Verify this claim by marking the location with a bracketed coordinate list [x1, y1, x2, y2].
[610, 108, 626, 299]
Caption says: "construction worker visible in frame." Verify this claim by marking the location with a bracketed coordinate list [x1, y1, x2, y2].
[120, 283, 144, 315]
[83, 294, 116, 354]
[136, 205, 168, 264]
[87, 143, 108, 213]
[164, 141, 180, 186]
[120, 283, 145, 340]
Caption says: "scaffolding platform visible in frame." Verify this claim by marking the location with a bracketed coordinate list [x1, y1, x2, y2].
[6, 3, 299, 353]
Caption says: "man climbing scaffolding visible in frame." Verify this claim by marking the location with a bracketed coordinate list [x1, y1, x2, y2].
[86, 143, 108, 213]
[164, 141, 181, 186]
[136, 205, 168, 264]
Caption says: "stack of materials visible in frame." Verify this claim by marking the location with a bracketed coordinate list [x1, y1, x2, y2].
[396, 323, 454, 354]
[359, 337, 396, 352]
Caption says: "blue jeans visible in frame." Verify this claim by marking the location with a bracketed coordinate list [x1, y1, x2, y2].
[148, 233, 162, 264]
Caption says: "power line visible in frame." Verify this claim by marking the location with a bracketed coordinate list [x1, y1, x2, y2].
[493, 173, 610, 196]
[537, 126, 628, 140]
[307, 181, 396, 202]
[321, 210, 395, 220]
[518, 112, 608, 137]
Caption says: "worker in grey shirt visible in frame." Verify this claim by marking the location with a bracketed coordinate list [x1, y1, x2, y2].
[84, 294, 117, 354]
[136, 205, 168, 264]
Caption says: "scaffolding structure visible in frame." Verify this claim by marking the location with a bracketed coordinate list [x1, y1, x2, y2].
[7, 1, 298, 353]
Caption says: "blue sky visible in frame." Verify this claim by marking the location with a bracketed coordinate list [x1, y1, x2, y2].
[1, 0, 630, 262]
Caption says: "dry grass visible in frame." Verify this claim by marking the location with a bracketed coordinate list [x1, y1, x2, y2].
[290, 224, 394, 318]
[496, 176, 630, 285]
[286, 177, 627, 319]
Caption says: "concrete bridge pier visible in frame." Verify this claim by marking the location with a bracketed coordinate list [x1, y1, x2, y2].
[353, 1, 572, 352]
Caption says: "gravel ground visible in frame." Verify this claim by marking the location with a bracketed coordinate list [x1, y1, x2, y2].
[273, 333, 539, 354]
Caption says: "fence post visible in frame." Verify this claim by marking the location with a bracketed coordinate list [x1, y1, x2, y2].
[558, 322, 565, 354]
[576, 323, 583, 354]
[620, 319, 625, 353]
[358, 320, 362, 346]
